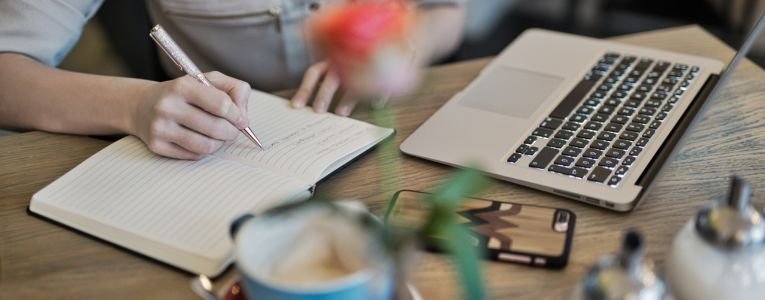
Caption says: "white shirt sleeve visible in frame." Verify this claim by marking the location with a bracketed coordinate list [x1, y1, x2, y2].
[0, 0, 103, 66]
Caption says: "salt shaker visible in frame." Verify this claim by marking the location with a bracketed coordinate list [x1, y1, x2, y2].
[570, 230, 668, 300]
[666, 176, 765, 300]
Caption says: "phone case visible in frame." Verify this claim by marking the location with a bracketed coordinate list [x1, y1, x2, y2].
[385, 190, 576, 269]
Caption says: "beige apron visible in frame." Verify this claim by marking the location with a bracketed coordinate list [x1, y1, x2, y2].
[147, 0, 345, 91]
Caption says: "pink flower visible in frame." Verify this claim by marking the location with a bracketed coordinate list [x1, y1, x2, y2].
[310, 2, 419, 97]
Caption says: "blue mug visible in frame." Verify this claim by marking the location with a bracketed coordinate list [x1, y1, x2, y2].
[229, 201, 395, 300]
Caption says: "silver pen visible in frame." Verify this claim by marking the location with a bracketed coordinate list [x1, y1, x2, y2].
[149, 25, 266, 150]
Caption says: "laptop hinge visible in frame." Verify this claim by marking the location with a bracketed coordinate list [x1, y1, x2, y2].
[635, 74, 720, 189]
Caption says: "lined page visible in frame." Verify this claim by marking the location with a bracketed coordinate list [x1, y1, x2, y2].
[217, 90, 393, 183]
[31, 137, 309, 272]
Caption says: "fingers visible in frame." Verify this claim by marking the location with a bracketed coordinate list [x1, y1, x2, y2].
[334, 92, 359, 117]
[171, 102, 240, 141]
[149, 140, 204, 160]
[174, 76, 249, 129]
[312, 70, 341, 113]
[205, 71, 252, 112]
[291, 61, 329, 108]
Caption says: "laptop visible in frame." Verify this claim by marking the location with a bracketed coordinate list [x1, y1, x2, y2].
[401, 17, 765, 211]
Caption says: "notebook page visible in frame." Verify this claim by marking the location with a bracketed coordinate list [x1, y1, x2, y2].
[217, 90, 393, 183]
[30, 136, 310, 274]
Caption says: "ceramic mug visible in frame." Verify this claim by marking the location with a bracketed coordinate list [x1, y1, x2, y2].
[229, 201, 395, 300]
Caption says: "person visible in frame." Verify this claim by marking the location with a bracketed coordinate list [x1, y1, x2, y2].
[0, 0, 466, 160]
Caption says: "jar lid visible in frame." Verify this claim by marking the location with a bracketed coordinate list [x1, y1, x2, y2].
[695, 176, 765, 250]
[582, 230, 667, 300]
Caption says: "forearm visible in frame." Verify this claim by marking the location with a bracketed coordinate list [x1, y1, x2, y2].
[413, 4, 467, 64]
[0, 53, 152, 135]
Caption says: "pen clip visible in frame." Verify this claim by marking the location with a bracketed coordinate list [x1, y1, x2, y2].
[149, 26, 184, 72]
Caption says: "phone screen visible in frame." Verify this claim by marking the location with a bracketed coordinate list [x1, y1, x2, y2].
[385, 190, 576, 269]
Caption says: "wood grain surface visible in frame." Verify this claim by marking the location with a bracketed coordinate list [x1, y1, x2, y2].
[3, 26, 765, 299]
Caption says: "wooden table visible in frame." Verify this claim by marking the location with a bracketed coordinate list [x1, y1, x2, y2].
[3, 26, 765, 299]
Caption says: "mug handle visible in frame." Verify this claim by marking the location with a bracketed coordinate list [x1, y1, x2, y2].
[229, 213, 255, 240]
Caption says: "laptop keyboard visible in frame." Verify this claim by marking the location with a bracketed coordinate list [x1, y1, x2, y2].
[507, 52, 699, 187]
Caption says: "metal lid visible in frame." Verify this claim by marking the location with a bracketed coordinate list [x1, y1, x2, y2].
[582, 230, 667, 300]
[695, 176, 765, 250]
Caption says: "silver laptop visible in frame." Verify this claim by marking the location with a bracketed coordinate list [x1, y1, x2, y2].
[402, 17, 765, 211]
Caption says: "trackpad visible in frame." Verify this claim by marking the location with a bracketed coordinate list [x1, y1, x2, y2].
[459, 66, 563, 118]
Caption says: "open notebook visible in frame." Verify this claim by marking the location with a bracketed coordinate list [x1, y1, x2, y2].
[29, 90, 394, 276]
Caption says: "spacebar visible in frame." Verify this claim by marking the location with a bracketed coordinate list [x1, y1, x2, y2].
[549, 77, 599, 119]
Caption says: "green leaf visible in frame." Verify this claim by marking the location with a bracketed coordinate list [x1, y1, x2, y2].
[437, 222, 487, 300]
[423, 168, 488, 209]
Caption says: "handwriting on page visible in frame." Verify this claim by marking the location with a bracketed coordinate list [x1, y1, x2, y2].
[216, 93, 386, 181]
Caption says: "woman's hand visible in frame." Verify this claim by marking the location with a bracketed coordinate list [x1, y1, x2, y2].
[290, 61, 359, 117]
[130, 71, 252, 160]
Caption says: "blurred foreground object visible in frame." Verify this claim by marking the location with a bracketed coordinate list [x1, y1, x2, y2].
[310, 1, 419, 98]
[570, 230, 668, 300]
[666, 175, 765, 300]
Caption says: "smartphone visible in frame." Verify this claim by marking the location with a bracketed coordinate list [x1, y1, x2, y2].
[384, 190, 576, 269]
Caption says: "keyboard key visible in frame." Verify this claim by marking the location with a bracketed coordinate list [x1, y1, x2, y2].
[550, 77, 599, 119]
[524, 136, 537, 144]
[592, 91, 607, 99]
[516, 144, 529, 154]
[598, 105, 617, 115]
[507, 153, 522, 163]
[636, 138, 649, 147]
[532, 127, 554, 138]
[562, 146, 581, 157]
[623, 156, 637, 166]
[584, 98, 601, 107]
[618, 107, 635, 116]
[651, 92, 668, 100]
[606, 98, 623, 106]
[540, 118, 564, 129]
[599, 157, 619, 168]
[577, 106, 595, 115]
[578, 130, 596, 139]
[588, 167, 612, 183]
[582, 148, 604, 159]
[576, 157, 596, 169]
[613, 139, 632, 149]
[591, 113, 610, 123]
[529, 147, 559, 169]
[555, 130, 574, 140]
[570, 114, 588, 123]
[554, 155, 575, 166]
[649, 120, 662, 129]
[611, 115, 629, 124]
[639, 107, 657, 115]
[570, 138, 589, 148]
[613, 91, 628, 99]
[604, 122, 622, 132]
[591, 140, 609, 150]
[562, 122, 580, 131]
[643, 129, 656, 138]
[526, 146, 539, 156]
[606, 149, 626, 159]
[655, 112, 667, 121]
[624, 99, 641, 108]
[626, 123, 645, 132]
[632, 115, 651, 124]
[619, 132, 639, 141]
[615, 166, 629, 176]
[631, 92, 646, 101]
[662, 103, 674, 112]
[645, 100, 661, 108]
[597, 131, 617, 141]
[608, 176, 622, 186]
[547, 138, 567, 148]
[629, 147, 642, 156]
[584, 122, 602, 131]
[549, 165, 587, 178]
